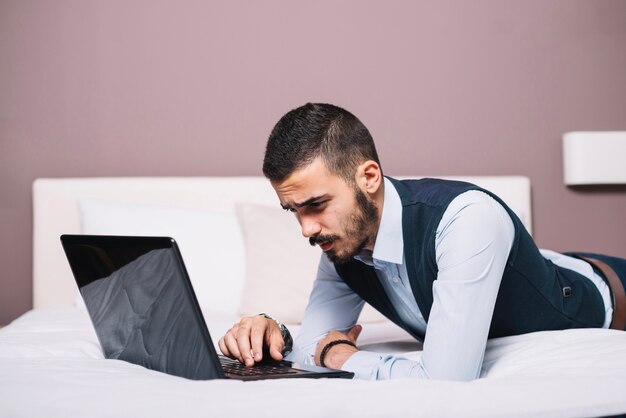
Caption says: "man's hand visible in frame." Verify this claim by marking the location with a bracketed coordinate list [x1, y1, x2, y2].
[218, 315, 285, 367]
[314, 325, 362, 369]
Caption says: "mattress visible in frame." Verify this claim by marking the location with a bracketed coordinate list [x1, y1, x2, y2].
[1, 306, 625, 418]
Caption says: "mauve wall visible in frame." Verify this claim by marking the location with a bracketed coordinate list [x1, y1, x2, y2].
[1, 1, 625, 324]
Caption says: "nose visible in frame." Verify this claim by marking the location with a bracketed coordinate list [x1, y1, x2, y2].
[300, 215, 321, 238]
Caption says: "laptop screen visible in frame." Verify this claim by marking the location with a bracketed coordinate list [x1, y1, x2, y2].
[62, 235, 224, 380]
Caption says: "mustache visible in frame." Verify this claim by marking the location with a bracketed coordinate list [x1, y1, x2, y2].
[309, 234, 339, 247]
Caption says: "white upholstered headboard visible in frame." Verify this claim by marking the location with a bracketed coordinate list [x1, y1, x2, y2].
[32, 176, 532, 309]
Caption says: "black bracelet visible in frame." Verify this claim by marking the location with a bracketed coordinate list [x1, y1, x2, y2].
[319, 339, 357, 368]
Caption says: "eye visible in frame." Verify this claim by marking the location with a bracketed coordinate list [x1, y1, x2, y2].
[283, 207, 296, 213]
[309, 201, 327, 210]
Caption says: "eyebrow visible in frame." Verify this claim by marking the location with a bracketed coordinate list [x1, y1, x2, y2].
[280, 195, 328, 211]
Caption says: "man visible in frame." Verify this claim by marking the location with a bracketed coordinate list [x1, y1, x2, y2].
[218, 103, 626, 381]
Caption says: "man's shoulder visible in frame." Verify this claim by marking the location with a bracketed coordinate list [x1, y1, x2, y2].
[386, 177, 482, 206]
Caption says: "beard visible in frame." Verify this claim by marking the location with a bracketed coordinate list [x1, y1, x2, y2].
[309, 186, 379, 265]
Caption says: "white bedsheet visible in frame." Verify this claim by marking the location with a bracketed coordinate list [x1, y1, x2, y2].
[1, 307, 626, 418]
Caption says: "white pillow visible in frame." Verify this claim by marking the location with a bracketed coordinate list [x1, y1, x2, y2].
[235, 202, 387, 324]
[78, 198, 245, 314]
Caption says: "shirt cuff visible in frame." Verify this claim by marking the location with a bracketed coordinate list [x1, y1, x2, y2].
[284, 343, 313, 365]
[341, 350, 389, 380]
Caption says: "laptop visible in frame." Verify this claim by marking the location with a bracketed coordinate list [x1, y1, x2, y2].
[61, 234, 354, 381]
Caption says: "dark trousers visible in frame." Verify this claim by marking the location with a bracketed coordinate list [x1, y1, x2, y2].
[566, 252, 626, 330]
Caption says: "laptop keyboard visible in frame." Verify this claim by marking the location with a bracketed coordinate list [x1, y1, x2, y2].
[219, 356, 299, 376]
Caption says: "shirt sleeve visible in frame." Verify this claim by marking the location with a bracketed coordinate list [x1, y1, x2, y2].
[344, 191, 515, 381]
[285, 253, 367, 365]
[423, 190, 514, 380]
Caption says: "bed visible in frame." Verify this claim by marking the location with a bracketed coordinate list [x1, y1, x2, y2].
[1, 176, 625, 418]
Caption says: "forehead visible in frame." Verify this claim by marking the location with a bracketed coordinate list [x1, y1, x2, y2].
[271, 158, 347, 205]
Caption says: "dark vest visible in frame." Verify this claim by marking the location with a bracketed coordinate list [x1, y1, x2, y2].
[335, 177, 605, 340]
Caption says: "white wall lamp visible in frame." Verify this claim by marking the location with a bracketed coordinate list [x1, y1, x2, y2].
[563, 131, 626, 185]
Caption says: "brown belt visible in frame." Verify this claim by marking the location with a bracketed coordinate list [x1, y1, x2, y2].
[579, 255, 626, 331]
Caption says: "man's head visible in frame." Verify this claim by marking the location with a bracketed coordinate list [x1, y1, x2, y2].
[263, 103, 384, 264]
[262, 103, 381, 184]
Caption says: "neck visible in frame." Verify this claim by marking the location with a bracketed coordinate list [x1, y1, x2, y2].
[363, 180, 385, 251]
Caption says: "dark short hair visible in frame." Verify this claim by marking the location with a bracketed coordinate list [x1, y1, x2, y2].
[262, 103, 381, 183]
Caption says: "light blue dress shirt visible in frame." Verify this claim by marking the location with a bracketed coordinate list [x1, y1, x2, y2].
[286, 178, 612, 381]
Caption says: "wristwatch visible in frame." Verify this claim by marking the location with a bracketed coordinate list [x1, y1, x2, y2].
[259, 313, 293, 356]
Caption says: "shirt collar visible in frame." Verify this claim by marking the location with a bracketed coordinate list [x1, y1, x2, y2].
[355, 177, 404, 266]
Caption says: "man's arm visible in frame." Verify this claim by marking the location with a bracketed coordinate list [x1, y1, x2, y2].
[285, 254, 367, 365]
[218, 253, 366, 366]
[421, 191, 514, 379]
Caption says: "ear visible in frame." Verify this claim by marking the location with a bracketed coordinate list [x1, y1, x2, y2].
[355, 160, 382, 195]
